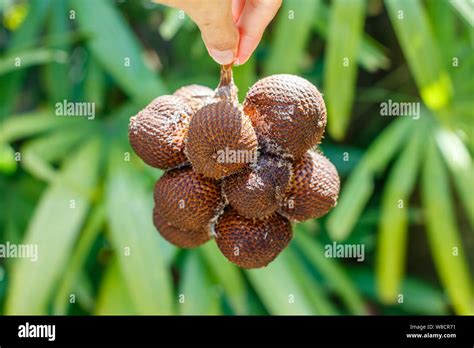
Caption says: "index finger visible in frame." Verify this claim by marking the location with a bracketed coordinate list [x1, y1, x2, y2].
[235, 0, 282, 65]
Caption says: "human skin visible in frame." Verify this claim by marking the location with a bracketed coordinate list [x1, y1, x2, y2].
[154, 0, 282, 65]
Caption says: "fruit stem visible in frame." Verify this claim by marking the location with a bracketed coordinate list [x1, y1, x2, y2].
[215, 64, 238, 104]
[218, 64, 233, 86]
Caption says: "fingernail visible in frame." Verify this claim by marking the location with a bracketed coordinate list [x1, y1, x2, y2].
[208, 49, 235, 65]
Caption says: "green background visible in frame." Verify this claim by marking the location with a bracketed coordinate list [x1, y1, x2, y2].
[0, 0, 473, 315]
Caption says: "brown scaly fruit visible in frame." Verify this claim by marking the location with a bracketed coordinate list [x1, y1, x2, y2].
[129, 95, 193, 169]
[279, 151, 340, 221]
[153, 166, 223, 231]
[153, 205, 210, 248]
[215, 208, 292, 268]
[185, 65, 258, 179]
[129, 64, 339, 269]
[223, 155, 292, 218]
[173, 84, 215, 111]
[185, 101, 258, 179]
[243, 74, 326, 159]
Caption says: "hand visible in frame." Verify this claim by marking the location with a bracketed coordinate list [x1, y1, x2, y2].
[155, 0, 282, 65]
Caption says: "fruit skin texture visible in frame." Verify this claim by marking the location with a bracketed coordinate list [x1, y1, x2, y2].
[185, 101, 258, 179]
[223, 155, 292, 219]
[279, 151, 340, 221]
[215, 209, 292, 269]
[128, 66, 340, 268]
[153, 205, 210, 248]
[173, 84, 214, 99]
[153, 166, 223, 232]
[173, 84, 215, 111]
[243, 74, 327, 159]
[129, 95, 193, 169]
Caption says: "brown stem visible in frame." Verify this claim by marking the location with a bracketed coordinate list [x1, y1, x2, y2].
[218, 64, 233, 88]
[215, 64, 238, 104]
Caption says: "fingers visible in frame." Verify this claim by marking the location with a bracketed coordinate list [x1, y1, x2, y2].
[154, 0, 281, 65]
[235, 0, 282, 65]
[232, 0, 246, 22]
[184, 0, 239, 64]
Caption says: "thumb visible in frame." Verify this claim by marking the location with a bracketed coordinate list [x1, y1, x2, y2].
[186, 1, 239, 64]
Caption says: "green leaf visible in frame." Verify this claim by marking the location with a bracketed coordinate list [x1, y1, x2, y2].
[284, 246, 338, 315]
[200, 242, 247, 314]
[71, 0, 167, 105]
[20, 126, 91, 182]
[327, 167, 373, 242]
[0, 49, 67, 75]
[348, 267, 448, 315]
[84, 57, 105, 111]
[159, 8, 187, 40]
[294, 230, 367, 315]
[0, 110, 82, 143]
[357, 35, 390, 73]
[246, 249, 315, 315]
[179, 251, 221, 315]
[363, 117, 415, 173]
[327, 117, 414, 240]
[106, 149, 174, 314]
[42, 0, 70, 101]
[265, 0, 320, 75]
[395, 278, 449, 315]
[0, 0, 52, 118]
[376, 124, 426, 303]
[0, 142, 17, 174]
[54, 203, 105, 314]
[313, 2, 389, 72]
[435, 129, 474, 228]
[452, 48, 474, 99]
[385, 0, 453, 111]
[324, 0, 366, 140]
[421, 137, 473, 315]
[426, 0, 456, 66]
[73, 271, 95, 313]
[5, 139, 101, 314]
[448, 0, 474, 26]
[96, 258, 137, 315]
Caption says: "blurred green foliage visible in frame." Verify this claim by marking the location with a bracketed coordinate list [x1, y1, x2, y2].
[0, 0, 473, 315]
